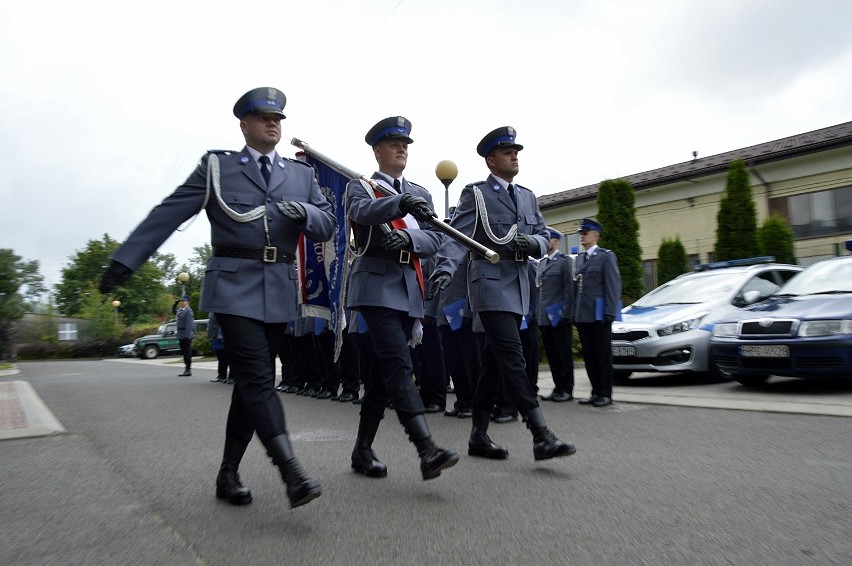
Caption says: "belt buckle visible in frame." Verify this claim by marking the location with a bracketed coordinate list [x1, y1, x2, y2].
[263, 246, 278, 263]
[514, 249, 525, 262]
[398, 250, 411, 264]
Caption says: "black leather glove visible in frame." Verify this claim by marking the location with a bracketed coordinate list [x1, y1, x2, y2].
[99, 261, 132, 294]
[604, 315, 615, 324]
[398, 193, 436, 222]
[277, 201, 307, 223]
[379, 229, 412, 251]
[426, 271, 452, 300]
[513, 233, 537, 255]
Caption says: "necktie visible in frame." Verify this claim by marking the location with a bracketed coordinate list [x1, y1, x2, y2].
[393, 179, 401, 192]
[507, 184, 517, 208]
[259, 155, 271, 185]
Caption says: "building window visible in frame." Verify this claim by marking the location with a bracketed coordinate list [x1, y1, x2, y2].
[773, 186, 852, 238]
[688, 254, 701, 271]
[58, 323, 78, 341]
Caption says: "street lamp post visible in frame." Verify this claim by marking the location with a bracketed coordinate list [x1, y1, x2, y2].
[435, 160, 458, 219]
[111, 300, 121, 325]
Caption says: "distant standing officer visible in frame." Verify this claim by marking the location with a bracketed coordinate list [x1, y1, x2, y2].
[176, 295, 194, 376]
[573, 218, 621, 407]
[346, 116, 459, 481]
[536, 228, 576, 402]
[429, 126, 575, 463]
[99, 87, 336, 509]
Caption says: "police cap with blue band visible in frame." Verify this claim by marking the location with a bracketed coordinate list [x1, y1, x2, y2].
[365, 116, 414, 146]
[477, 126, 524, 157]
[547, 227, 563, 240]
[577, 218, 603, 233]
[233, 87, 287, 119]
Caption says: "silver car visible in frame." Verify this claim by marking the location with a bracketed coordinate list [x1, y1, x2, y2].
[611, 259, 801, 381]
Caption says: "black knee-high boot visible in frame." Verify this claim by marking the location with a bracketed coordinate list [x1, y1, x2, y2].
[401, 414, 459, 480]
[468, 409, 509, 459]
[267, 434, 322, 508]
[523, 407, 576, 461]
[351, 416, 387, 478]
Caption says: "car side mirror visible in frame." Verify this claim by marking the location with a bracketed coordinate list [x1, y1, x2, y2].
[742, 290, 762, 305]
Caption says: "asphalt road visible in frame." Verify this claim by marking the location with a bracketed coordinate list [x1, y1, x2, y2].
[2, 360, 851, 566]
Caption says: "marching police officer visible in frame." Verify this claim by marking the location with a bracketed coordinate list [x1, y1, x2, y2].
[346, 116, 459, 481]
[574, 218, 622, 407]
[429, 126, 575, 462]
[99, 87, 336, 509]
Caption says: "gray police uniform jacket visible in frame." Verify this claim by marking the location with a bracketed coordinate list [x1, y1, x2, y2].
[573, 247, 622, 323]
[534, 252, 574, 326]
[110, 147, 336, 324]
[346, 173, 442, 318]
[176, 306, 194, 339]
[434, 175, 548, 317]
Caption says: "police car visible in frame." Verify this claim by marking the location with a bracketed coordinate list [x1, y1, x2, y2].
[710, 249, 852, 386]
[611, 258, 801, 381]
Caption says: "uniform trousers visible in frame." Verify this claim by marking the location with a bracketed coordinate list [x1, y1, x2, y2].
[576, 321, 613, 398]
[473, 311, 540, 415]
[358, 306, 425, 421]
[179, 338, 193, 369]
[216, 314, 288, 464]
[540, 322, 575, 393]
[438, 319, 478, 411]
[412, 316, 446, 408]
[339, 331, 363, 395]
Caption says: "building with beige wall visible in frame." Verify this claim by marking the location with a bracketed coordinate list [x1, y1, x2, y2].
[538, 121, 852, 291]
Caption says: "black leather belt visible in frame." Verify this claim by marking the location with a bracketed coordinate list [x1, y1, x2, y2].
[359, 247, 413, 264]
[213, 246, 295, 264]
[474, 250, 526, 262]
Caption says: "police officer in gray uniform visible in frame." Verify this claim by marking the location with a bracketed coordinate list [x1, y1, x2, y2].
[428, 126, 575, 462]
[536, 228, 576, 402]
[574, 218, 621, 407]
[99, 87, 336, 509]
[176, 295, 194, 376]
[346, 116, 459, 481]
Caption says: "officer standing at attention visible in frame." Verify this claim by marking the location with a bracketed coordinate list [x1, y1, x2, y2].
[536, 228, 576, 402]
[346, 116, 459, 481]
[176, 295, 195, 376]
[428, 127, 575, 463]
[573, 218, 621, 407]
[99, 87, 336, 509]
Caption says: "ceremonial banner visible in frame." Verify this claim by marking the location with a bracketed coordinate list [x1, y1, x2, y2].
[297, 153, 352, 361]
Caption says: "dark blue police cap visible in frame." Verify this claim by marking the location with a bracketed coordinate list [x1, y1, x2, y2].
[547, 227, 562, 240]
[577, 218, 603, 233]
[477, 126, 524, 157]
[365, 116, 414, 146]
[180, 295, 190, 301]
[233, 87, 287, 119]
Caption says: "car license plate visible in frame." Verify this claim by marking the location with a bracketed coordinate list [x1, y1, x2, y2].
[612, 346, 636, 357]
[740, 345, 789, 358]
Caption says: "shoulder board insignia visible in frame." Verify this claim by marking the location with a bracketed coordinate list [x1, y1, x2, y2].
[206, 149, 235, 155]
[408, 181, 426, 190]
[600, 248, 611, 253]
[283, 157, 312, 168]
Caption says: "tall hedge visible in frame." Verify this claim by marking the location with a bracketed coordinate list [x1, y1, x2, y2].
[714, 159, 759, 261]
[657, 237, 688, 285]
[597, 178, 643, 304]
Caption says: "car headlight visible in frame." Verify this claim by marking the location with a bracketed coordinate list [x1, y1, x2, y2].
[712, 323, 738, 338]
[798, 319, 852, 337]
[657, 313, 707, 337]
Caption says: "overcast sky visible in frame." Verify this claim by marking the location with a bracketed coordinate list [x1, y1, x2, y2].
[2, 0, 850, 292]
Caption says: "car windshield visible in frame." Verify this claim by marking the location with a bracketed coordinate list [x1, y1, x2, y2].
[777, 259, 852, 295]
[633, 271, 744, 307]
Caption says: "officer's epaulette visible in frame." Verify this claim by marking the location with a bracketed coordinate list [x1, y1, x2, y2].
[199, 149, 236, 166]
[599, 248, 612, 253]
[408, 180, 427, 191]
[515, 183, 530, 192]
[282, 156, 313, 168]
[557, 251, 570, 258]
[467, 180, 488, 189]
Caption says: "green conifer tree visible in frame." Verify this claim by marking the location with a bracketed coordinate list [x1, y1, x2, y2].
[758, 214, 797, 264]
[714, 159, 759, 261]
[657, 237, 688, 285]
[596, 178, 643, 304]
